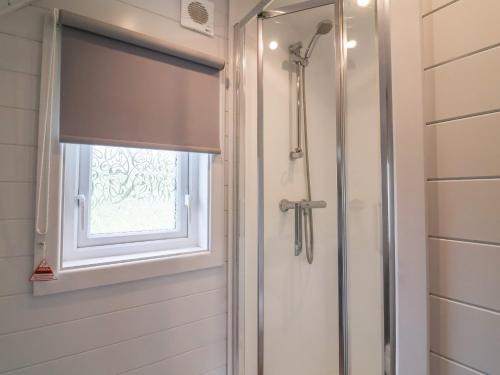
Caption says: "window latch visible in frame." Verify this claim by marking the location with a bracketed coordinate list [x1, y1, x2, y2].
[184, 194, 192, 224]
[75, 194, 86, 230]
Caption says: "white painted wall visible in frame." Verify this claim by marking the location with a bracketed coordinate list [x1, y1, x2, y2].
[422, 0, 500, 373]
[0, 1, 230, 373]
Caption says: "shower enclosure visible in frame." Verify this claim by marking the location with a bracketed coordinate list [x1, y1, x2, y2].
[233, 1, 394, 374]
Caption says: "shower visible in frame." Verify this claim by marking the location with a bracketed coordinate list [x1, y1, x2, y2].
[235, 2, 393, 373]
[280, 20, 333, 264]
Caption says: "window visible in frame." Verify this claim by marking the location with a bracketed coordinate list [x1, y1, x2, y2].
[32, 11, 224, 296]
[61, 144, 209, 268]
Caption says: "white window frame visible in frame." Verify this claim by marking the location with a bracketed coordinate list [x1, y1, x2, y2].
[32, 12, 225, 296]
[75, 145, 190, 247]
[61, 145, 208, 268]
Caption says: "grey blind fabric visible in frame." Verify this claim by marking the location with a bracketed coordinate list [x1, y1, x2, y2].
[59, 22, 221, 154]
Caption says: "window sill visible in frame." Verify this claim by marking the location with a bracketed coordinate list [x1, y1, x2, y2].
[33, 246, 223, 296]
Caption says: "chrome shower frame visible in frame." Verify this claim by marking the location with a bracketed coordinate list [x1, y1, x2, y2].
[232, 0, 396, 373]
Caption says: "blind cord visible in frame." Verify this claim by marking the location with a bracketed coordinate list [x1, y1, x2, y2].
[35, 10, 58, 240]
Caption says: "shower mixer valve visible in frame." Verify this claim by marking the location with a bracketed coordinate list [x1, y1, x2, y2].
[279, 199, 327, 256]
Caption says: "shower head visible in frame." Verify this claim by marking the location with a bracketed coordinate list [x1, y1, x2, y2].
[304, 20, 333, 59]
[316, 20, 333, 35]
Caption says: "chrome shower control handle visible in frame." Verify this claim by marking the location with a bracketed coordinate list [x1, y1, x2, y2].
[279, 199, 327, 212]
[279, 199, 327, 257]
[294, 202, 303, 256]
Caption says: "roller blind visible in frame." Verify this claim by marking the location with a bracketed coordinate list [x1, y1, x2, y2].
[59, 12, 222, 154]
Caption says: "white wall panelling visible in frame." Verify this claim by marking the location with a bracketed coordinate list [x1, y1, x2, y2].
[423, 0, 500, 373]
[422, 0, 500, 68]
[0, 219, 34, 257]
[421, 0, 457, 16]
[0, 289, 225, 372]
[124, 339, 226, 375]
[0, 1, 230, 373]
[430, 296, 500, 374]
[430, 353, 484, 375]
[34, 0, 226, 57]
[427, 180, 500, 244]
[0, 145, 35, 182]
[0, 70, 39, 110]
[425, 112, 500, 179]
[0, 107, 37, 146]
[429, 238, 500, 311]
[0, 33, 41, 75]
[0, 6, 45, 41]
[3, 315, 226, 375]
[0, 182, 35, 219]
[117, 0, 228, 38]
[424, 47, 500, 124]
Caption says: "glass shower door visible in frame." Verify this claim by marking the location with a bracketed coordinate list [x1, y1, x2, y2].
[260, 5, 339, 374]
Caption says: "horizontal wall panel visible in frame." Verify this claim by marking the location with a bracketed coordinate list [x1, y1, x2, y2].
[425, 112, 500, 178]
[36, 0, 225, 58]
[203, 367, 227, 375]
[125, 339, 226, 375]
[429, 238, 500, 311]
[0, 70, 39, 110]
[427, 180, 500, 243]
[4, 314, 226, 375]
[0, 289, 226, 372]
[0, 6, 45, 42]
[430, 353, 483, 375]
[423, 0, 500, 68]
[0, 219, 34, 258]
[422, 0, 457, 15]
[0, 33, 41, 75]
[0, 145, 35, 182]
[0, 266, 225, 335]
[0, 107, 37, 146]
[0, 256, 32, 296]
[424, 47, 500, 123]
[0, 183, 35, 219]
[430, 297, 500, 374]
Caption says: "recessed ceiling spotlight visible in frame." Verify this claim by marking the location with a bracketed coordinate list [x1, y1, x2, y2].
[346, 40, 357, 49]
[269, 40, 279, 50]
[357, 0, 370, 7]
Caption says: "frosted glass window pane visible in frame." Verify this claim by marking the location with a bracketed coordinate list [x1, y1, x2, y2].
[88, 146, 178, 235]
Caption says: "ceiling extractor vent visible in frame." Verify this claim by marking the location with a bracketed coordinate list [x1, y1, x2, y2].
[181, 0, 215, 37]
